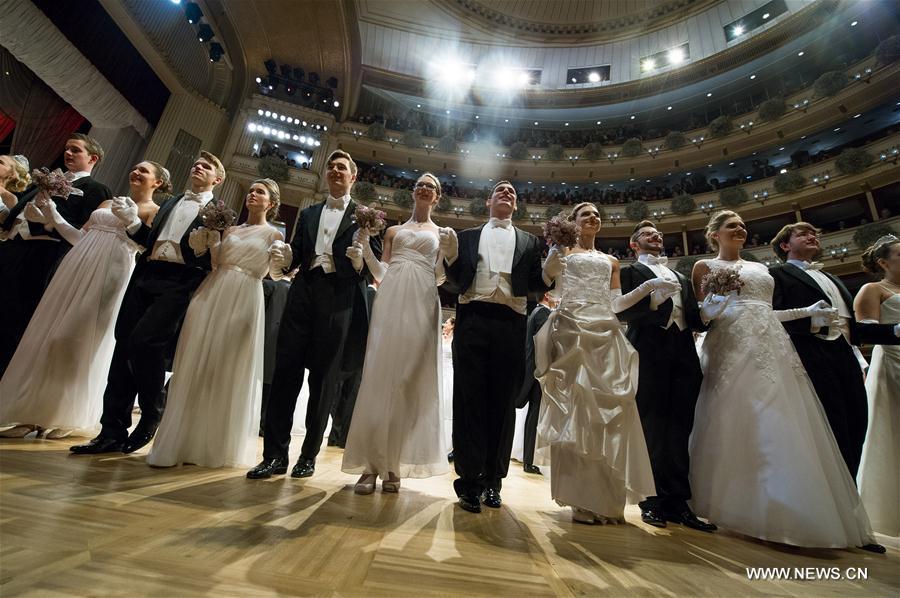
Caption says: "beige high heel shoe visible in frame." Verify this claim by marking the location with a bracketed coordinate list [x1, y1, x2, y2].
[0, 424, 43, 438]
[354, 473, 377, 495]
[382, 472, 401, 493]
[45, 428, 74, 440]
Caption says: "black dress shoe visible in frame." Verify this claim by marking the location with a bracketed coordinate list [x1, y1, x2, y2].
[667, 510, 717, 532]
[246, 457, 289, 479]
[481, 488, 502, 508]
[860, 543, 886, 554]
[523, 464, 542, 475]
[641, 510, 668, 528]
[290, 457, 315, 478]
[122, 431, 155, 454]
[70, 436, 125, 454]
[447, 451, 454, 462]
[458, 494, 481, 513]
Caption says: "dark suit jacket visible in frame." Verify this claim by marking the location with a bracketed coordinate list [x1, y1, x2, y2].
[617, 261, 706, 344]
[2, 175, 111, 240]
[515, 303, 551, 408]
[442, 224, 548, 300]
[770, 263, 898, 346]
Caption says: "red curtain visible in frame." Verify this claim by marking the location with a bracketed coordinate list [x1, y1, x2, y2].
[0, 110, 15, 144]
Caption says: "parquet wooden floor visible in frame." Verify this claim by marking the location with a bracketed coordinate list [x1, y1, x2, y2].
[1, 435, 897, 597]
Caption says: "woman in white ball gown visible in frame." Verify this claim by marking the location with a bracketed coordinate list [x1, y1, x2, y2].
[147, 179, 283, 468]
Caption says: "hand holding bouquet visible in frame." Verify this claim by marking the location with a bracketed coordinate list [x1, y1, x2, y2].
[352, 205, 386, 236]
[542, 214, 578, 249]
[700, 266, 745, 296]
[199, 199, 236, 231]
[31, 167, 82, 199]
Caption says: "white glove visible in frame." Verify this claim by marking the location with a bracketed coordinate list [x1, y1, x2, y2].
[23, 202, 49, 224]
[894, 324, 900, 338]
[650, 283, 681, 310]
[345, 242, 364, 271]
[189, 227, 211, 256]
[111, 196, 140, 231]
[542, 246, 565, 282]
[353, 227, 370, 246]
[268, 241, 293, 274]
[700, 293, 733, 324]
[805, 300, 840, 330]
[439, 227, 458, 264]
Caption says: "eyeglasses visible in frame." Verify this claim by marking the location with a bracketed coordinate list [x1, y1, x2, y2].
[638, 231, 663, 239]
[415, 182, 437, 190]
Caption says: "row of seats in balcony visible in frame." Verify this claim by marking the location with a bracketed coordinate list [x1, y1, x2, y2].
[350, 40, 895, 152]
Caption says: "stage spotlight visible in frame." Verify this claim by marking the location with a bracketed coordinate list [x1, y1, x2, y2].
[308, 72, 320, 85]
[667, 47, 685, 64]
[641, 58, 656, 72]
[208, 42, 223, 62]
[285, 84, 296, 96]
[518, 71, 531, 85]
[326, 77, 338, 89]
[333, 100, 340, 108]
[264, 59, 277, 74]
[588, 71, 601, 82]
[197, 24, 213, 42]
[293, 67, 305, 81]
[184, 2, 202, 24]
[732, 24, 744, 37]
[280, 64, 292, 78]
[255, 77, 262, 84]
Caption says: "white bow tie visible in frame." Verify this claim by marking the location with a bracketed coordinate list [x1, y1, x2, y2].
[643, 255, 668, 266]
[326, 197, 344, 209]
[804, 261, 824, 271]
[183, 191, 204, 203]
[489, 218, 511, 229]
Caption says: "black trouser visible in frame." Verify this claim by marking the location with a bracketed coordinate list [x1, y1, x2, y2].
[791, 335, 867, 478]
[262, 270, 359, 461]
[452, 301, 526, 497]
[521, 384, 541, 467]
[99, 262, 205, 441]
[630, 324, 703, 516]
[0, 239, 67, 376]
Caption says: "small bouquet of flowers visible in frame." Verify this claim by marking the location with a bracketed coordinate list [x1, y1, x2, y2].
[701, 266, 745, 296]
[199, 199, 237, 231]
[352, 204, 387, 235]
[31, 167, 82, 198]
[542, 214, 578, 248]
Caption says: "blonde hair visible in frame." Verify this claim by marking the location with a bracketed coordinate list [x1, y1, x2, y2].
[251, 178, 281, 221]
[3, 155, 31, 192]
[705, 210, 741, 251]
[199, 150, 226, 182]
[418, 172, 441, 197]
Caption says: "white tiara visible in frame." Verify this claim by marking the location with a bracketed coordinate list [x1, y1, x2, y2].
[12, 155, 29, 170]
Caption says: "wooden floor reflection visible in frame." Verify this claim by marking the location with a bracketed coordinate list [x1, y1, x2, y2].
[1, 437, 897, 596]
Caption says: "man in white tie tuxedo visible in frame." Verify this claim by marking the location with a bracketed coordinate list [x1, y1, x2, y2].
[770, 222, 900, 478]
[618, 220, 716, 532]
[441, 181, 550, 513]
[247, 150, 378, 480]
[71, 151, 225, 455]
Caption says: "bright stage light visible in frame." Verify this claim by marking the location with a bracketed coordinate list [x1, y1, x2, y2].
[641, 58, 656, 72]
[667, 48, 685, 64]
[588, 71, 601, 83]
[733, 25, 745, 37]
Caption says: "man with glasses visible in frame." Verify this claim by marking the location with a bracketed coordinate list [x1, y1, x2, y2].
[440, 181, 550, 513]
[770, 222, 900, 478]
[617, 220, 715, 531]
